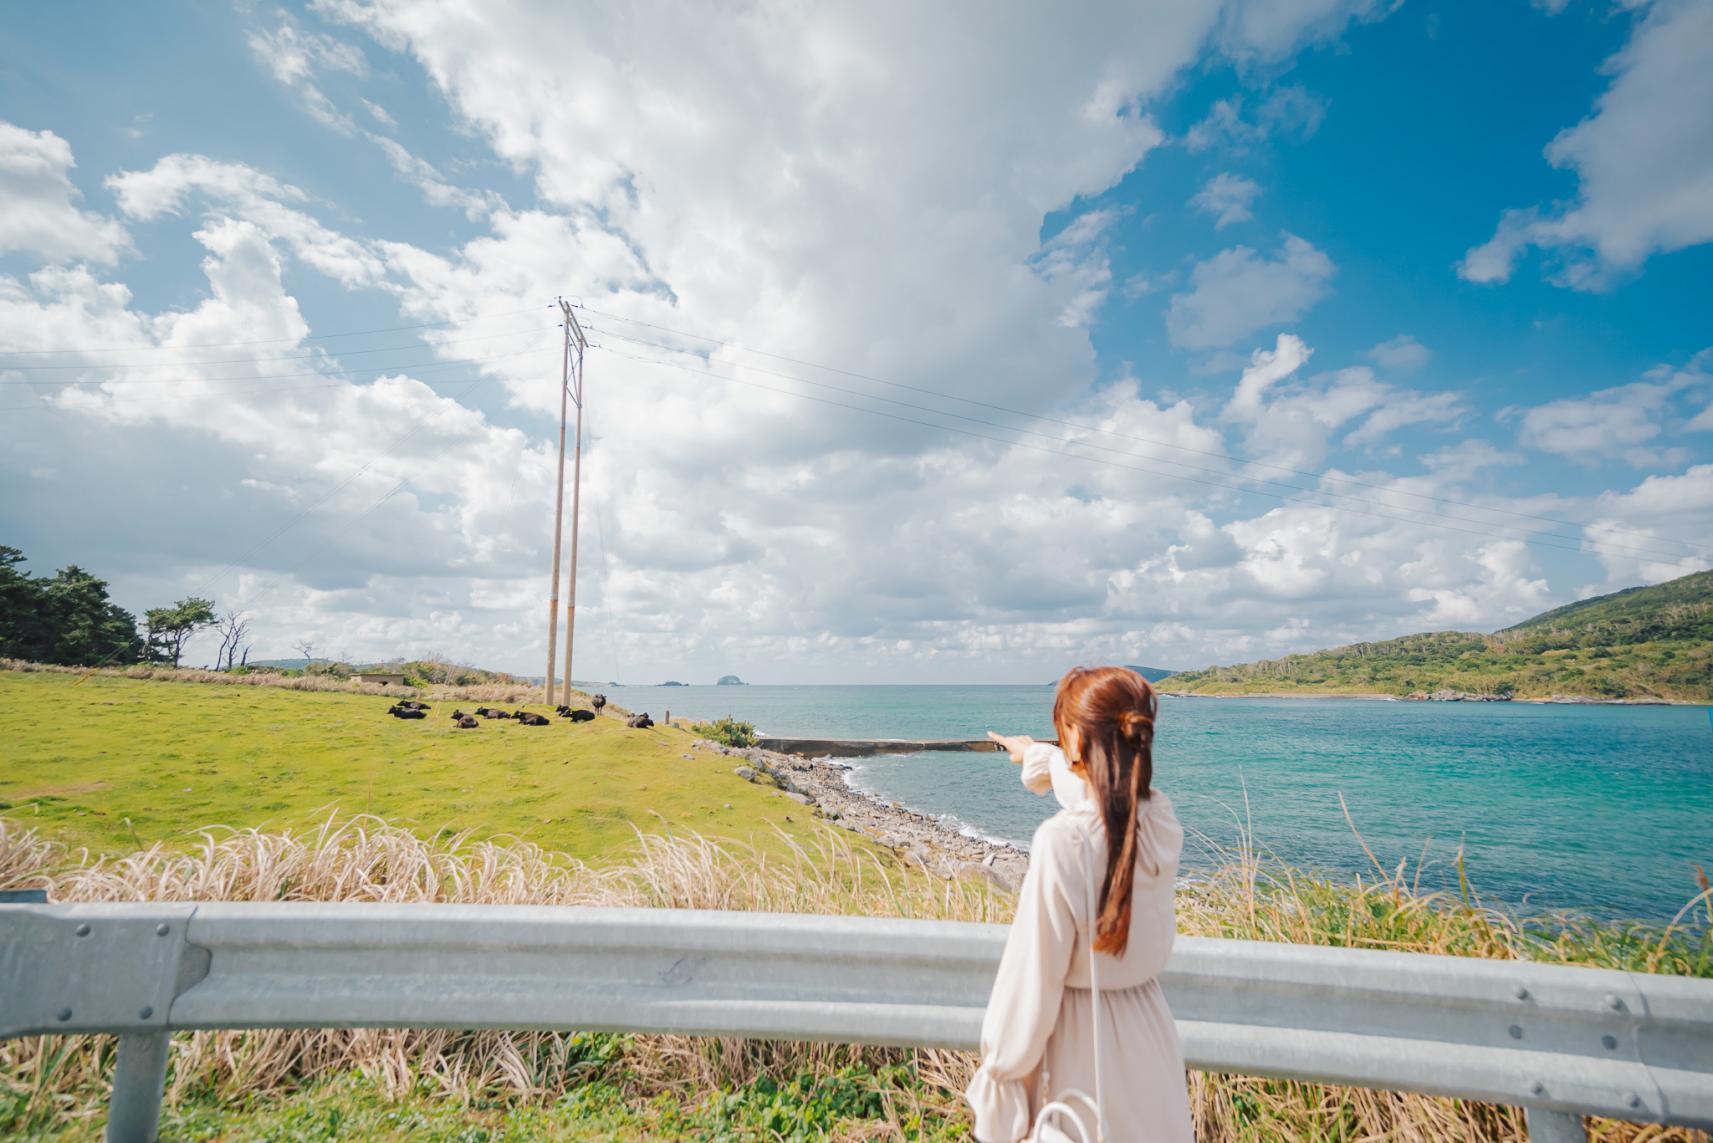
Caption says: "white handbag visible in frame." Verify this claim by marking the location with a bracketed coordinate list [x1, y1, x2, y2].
[1026, 827, 1109, 1143]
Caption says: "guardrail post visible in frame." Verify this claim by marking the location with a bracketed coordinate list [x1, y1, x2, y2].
[1525, 1108, 1588, 1143]
[105, 1031, 169, 1143]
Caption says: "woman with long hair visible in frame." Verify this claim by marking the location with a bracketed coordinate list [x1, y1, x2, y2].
[967, 666, 1193, 1142]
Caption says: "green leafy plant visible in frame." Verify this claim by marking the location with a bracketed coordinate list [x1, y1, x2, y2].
[694, 716, 757, 748]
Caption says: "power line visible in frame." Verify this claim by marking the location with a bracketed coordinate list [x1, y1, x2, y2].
[583, 306, 1712, 561]
[0, 372, 464, 414]
[0, 321, 558, 372]
[580, 395, 625, 687]
[0, 340, 548, 388]
[0, 366, 500, 413]
[0, 305, 544, 356]
[602, 343, 1696, 566]
[217, 478, 411, 612]
[62, 305, 569, 679]
[0, 340, 546, 414]
[70, 362, 508, 685]
[594, 333, 1700, 567]
[156, 368, 504, 612]
[593, 325, 1602, 550]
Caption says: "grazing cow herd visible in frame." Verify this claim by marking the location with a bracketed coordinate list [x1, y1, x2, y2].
[386, 693, 656, 731]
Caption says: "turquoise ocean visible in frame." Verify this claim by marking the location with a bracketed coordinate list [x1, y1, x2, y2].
[614, 685, 1713, 923]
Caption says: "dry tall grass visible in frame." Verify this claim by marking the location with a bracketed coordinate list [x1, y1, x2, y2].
[1, 815, 1705, 1141]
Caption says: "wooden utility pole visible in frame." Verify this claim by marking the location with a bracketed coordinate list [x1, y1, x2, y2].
[561, 301, 588, 698]
[543, 303, 573, 704]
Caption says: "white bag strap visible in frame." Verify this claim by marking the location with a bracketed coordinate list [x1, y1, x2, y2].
[1032, 1091, 1100, 1143]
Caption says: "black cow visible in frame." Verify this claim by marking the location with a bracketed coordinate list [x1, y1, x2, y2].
[478, 707, 508, 719]
[516, 712, 550, 726]
[625, 712, 654, 729]
[454, 715, 479, 729]
[388, 704, 427, 720]
[569, 709, 596, 723]
[449, 709, 468, 721]
[591, 694, 607, 713]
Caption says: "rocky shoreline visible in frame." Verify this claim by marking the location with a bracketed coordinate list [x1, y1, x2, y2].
[692, 738, 1032, 891]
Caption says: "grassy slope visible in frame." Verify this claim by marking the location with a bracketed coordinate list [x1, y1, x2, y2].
[1166, 569, 1713, 701]
[0, 670, 828, 863]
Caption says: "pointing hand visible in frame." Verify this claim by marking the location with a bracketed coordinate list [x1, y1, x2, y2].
[986, 731, 1035, 765]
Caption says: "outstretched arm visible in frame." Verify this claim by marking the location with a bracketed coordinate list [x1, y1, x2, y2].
[989, 731, 1061, 798]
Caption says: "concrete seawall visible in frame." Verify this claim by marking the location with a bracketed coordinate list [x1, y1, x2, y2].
[756, 737, 1024, 758]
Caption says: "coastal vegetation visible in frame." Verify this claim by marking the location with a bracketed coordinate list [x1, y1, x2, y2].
[693, 715, 759, 749]
[1167, 569, 1713, 701]
[2, 815, 1706, 1141]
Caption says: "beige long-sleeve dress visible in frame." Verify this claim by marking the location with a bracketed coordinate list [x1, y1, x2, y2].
[965, 743, 1193, 1142]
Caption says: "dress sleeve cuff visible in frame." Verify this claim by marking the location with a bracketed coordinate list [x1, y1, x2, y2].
[1020, 742, 1058, 795]
[966, 1064, 1032, 1143]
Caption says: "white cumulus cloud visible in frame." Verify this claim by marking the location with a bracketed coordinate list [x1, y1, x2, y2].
[1367, 333, 1430, 374]
[1460, 0, 1713, 289]
[1191, 172, 1263, 229]
[1514, 351, 1712, 467]
[1167, 233, 1334, 349]
[0, 121, 131, 265]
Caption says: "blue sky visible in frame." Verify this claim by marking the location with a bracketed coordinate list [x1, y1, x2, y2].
[1064, 1, 1713, 503]
[2, 1, 1710, 682]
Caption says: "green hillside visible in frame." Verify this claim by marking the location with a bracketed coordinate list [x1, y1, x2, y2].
[1166, 569, 1713, 702]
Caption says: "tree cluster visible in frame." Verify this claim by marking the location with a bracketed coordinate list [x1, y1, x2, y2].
[0, 545, 143, 666]
[144, 597, 219, 668]
[1, 544, 243, 669]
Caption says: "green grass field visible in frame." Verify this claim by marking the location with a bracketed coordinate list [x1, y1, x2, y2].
[0, 669, 827, 864]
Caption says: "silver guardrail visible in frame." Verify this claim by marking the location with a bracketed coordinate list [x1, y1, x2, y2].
[3, 902, 1709, 1142]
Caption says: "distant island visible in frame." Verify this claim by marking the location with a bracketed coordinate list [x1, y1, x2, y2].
[717, 675, 747, 686]
[659, 680, 686, 687]
[1166, 569, 1712, 703]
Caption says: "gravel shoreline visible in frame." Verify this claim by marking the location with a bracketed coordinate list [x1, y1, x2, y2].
[693, 739, 1032, 891]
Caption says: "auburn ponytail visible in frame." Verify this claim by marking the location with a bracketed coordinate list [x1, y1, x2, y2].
[1052, 666, 1157, 956]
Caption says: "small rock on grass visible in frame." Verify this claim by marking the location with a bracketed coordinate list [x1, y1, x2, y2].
[734, 765, 757, 781]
